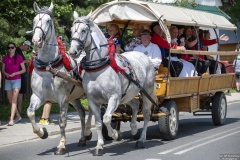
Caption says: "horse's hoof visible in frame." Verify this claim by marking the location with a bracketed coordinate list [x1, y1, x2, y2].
[116, 131, 122, 141]
[78, 138, 86, 146]
[40, 127, 48, 139]
[132, 130, 140, 140]
[135, 141, 145, 148]
[93, 148, 104, 156]
[85, 132, 92, 141]
[54, 148, 66, 155]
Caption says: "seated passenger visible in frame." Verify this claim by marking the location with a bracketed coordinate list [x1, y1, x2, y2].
[134, 29, 162, 69]
[124, 23, 144, 51]
[150, 22, 169, 58]
[182, 26, 211, 76]
[106, 23, 122, 54]
[150, 22, 183, 77]
[170, 26, 197, 77]
[200, 30, 228, 74]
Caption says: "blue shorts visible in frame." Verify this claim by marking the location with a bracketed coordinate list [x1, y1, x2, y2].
[4, 79, 21, 91]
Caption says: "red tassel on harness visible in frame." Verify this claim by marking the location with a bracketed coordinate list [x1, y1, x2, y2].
[56, 37, 73, 71]
[28, 53, 37, 75]
[28, 37, 73, 75]
[107, 39, 125, 74]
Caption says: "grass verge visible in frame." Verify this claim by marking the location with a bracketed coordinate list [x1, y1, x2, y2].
[0, 98, 89, 121]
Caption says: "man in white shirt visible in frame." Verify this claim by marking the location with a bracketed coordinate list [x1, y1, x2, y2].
[134, 29, 162, 69]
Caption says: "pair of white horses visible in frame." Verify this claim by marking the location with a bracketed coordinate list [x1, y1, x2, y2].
[28, 2, 157, 156]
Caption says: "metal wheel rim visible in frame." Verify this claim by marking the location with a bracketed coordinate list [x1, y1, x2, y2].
[220, 98, 226, 119]
[169, 108, 177, 133]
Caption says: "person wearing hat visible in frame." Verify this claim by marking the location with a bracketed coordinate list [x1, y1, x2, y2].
[134, 29, 162, 69]
[16, 40, 31, 114]
[150, 22, 170, 56]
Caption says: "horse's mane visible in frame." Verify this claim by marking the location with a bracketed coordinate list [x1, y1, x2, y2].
[36, 6, 53, 17]
[74, 16, 107, 45]
[91, 22, 107, 45]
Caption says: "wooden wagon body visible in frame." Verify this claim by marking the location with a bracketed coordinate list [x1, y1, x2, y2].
[89, 0, 239, 140]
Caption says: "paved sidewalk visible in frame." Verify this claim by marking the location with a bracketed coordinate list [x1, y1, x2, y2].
[0, 93, 239, 148]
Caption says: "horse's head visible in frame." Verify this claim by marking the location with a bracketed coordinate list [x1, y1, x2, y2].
[32, 2, 54, 49]
[69, 11, 93, 58]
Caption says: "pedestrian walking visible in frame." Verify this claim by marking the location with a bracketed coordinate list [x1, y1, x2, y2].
[16, 40, 31, 114]
[1, 42, 26, 126]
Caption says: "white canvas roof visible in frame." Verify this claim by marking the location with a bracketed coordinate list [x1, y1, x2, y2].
[91, 0, 237, 30]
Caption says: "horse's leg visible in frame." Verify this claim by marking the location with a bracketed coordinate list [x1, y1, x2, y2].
[88, 100, 104, 156]
[104, 95, 121, 140]
[126, 98, 140, 140]
[27, 94, 47, 139]
[71, 99, 92, 146]
[54, 97, 68, 155]
[85, 108, 93, 139]
[135, 91, 155, 148]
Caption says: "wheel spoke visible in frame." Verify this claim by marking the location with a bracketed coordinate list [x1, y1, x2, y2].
[170, 109, 177, 132]
[220, 99, 226, 119]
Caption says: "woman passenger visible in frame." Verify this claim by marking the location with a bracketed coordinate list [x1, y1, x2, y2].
[106, 23, 122, 54]
[182, 26, 211, 76]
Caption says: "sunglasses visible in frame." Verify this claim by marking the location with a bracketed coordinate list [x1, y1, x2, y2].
[7, 46, 15, 49]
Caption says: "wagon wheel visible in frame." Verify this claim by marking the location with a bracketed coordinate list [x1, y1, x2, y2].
[101, 106, 121, 141]
[158, 99, 179, 140]
[212, 92, 227, 125]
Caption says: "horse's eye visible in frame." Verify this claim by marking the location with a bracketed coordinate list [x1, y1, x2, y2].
[82, 30, 86, 34]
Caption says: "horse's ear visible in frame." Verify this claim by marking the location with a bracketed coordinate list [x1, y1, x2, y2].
[73, 11, 79, 20]
[33, 2, 40, 12]
[86, 11, 92, 20]
[48, 2, 54, 12]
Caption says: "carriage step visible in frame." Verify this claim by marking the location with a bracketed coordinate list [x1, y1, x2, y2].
[193, 111, 212, 116]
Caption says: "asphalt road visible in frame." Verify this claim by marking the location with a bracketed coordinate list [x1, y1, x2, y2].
[0, 101, 240, 160]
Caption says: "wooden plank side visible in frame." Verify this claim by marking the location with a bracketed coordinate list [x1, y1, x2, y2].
[171, 49, 239, 56]
[167, 77, 200, 97]
[209, 74, 235, 90]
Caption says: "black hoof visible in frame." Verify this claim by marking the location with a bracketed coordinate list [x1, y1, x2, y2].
[93, 148, 104, 156]
[85, 132, 92, 141]
[78, 138, 86, 146]
[135, 141, 144, 148]
[54, 148, 66, 155]
[132, 130, 140, 140]
[41, 127, 48, 139]
[116, 131, 122, 141]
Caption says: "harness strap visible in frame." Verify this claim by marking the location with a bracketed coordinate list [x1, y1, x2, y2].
[122, 73, 159, 108]
[28, 37, 73, 74]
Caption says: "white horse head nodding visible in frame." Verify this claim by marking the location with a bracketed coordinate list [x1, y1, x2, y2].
[69, 11, 157, 156]
[32, 2, 54, 49]
[27, 3, 93, 155]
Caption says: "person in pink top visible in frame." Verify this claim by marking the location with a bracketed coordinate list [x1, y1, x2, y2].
[1, 42, 26, 126]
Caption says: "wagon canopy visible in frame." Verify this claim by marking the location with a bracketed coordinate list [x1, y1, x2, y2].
[91, 0, 237, 30]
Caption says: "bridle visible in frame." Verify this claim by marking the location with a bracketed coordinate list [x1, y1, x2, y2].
[33, 10, 53, 43]
[71, 19, 92, 55]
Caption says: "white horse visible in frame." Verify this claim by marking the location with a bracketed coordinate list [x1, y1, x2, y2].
[69, 11, 157, 156]
[27, 2, 92, 155]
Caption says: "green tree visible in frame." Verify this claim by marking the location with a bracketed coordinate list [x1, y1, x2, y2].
[220, 0, 240, 24]
[0, 0, 112, 55]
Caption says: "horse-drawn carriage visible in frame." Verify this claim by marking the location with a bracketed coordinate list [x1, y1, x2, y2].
[28, 1, 239, 156]
[88, 0, 239, 142]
